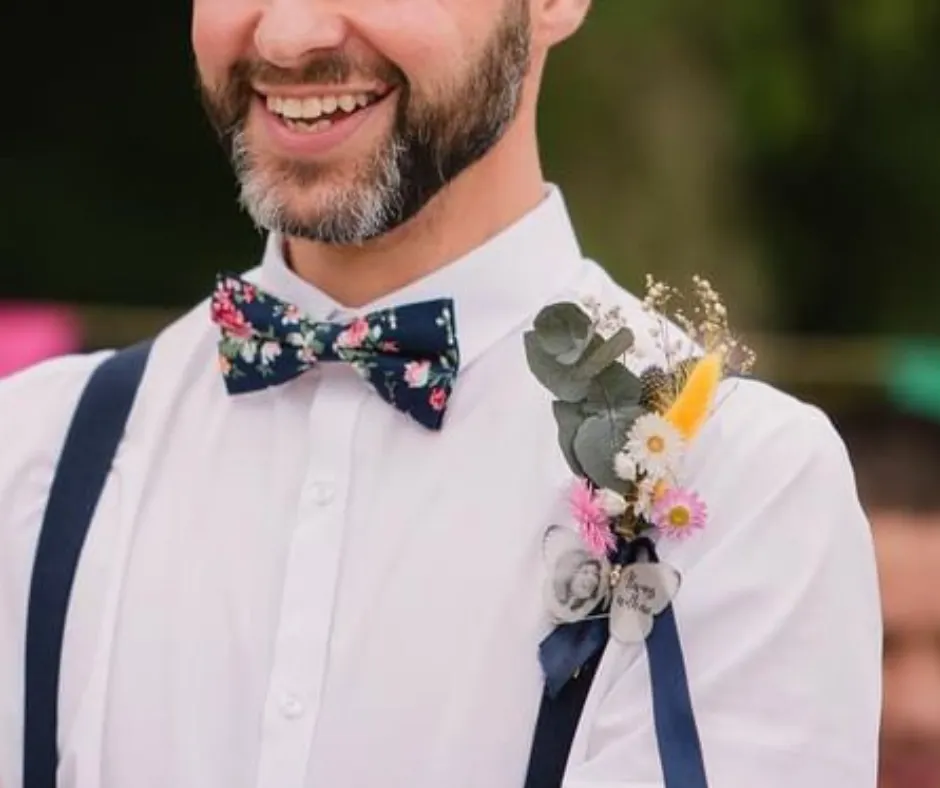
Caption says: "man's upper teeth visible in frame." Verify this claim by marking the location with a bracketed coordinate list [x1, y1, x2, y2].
[266, 93, 373, 120]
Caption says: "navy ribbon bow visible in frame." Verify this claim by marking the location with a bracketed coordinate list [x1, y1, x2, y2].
[210, 273, 460, 430]
[538, 537, 709, 788]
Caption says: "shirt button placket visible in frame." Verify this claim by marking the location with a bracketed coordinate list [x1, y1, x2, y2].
[255, 376, 362, 788]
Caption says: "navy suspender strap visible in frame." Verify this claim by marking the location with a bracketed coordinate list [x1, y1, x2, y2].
[23, 340, 153, 788]
[523, 649, 604, 788]
[647, 606, 709, 788]
[523, 604, 708, 788]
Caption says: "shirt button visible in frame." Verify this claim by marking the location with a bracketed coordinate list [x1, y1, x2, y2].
[306, 482, 335, 506]
[280, 693, 305, 720]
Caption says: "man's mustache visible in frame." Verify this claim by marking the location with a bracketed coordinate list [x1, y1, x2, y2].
[235, 55, 403, 90]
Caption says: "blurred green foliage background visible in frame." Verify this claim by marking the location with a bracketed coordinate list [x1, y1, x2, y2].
[3, 0, 939, 353]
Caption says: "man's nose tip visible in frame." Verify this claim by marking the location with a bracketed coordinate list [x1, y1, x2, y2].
[254, 5, 349, 69]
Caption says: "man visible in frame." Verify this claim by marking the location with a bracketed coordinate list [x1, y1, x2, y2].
[0, 1, 881, 786]
[841, 406, 940, 788]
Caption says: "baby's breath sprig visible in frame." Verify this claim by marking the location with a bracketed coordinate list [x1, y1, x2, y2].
[580, 296, 632, 343]
[641, 274, 756, 376]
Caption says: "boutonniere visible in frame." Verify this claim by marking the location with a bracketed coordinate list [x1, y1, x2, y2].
[527, 276, 754, 691]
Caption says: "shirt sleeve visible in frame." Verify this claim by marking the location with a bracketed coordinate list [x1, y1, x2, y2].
[564, 380, 882, 788]
[0, 352, 108, 787]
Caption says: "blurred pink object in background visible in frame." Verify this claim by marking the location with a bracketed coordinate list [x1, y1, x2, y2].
[0, 303, 82, 378]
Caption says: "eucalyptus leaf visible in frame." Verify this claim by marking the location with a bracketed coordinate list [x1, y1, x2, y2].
[557, 333, 604, 367]
[574, 327, 636, 380]
[572, 407, 644, 492]
[533, 303, 593, 364]
[524, 332, 594, 403]
[583, 363, 644, 415]
[552, 400, 587, 477]
[555, 340, 594, 366]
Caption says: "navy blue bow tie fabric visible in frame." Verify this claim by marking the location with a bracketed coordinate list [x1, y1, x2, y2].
[210, 274, 460, 430]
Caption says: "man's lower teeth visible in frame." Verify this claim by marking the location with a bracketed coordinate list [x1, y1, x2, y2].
[284, 118, 334, 133]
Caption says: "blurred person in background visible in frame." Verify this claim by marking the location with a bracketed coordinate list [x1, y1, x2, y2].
[0, 305, 81, 379]
[840, 348, 940, 788]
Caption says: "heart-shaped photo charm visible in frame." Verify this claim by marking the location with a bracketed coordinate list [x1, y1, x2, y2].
[609, 562, 681, 643]
[542, 525, 611, 624]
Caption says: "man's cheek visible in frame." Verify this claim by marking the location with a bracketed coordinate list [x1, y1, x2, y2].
[192, 1, 258, 85]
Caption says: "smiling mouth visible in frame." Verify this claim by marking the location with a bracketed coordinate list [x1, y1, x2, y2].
[261, 88, 393, 133]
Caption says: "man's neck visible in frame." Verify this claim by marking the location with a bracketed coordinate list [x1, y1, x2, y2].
[283, 123, 544, 308]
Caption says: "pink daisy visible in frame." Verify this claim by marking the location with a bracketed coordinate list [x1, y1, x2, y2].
[652, 487, 708, 539]
[569, 478, 616, 557]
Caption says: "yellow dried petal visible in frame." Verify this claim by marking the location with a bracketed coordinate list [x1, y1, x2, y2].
[654, 480, 668, 501]
[664, 353, 722, 440]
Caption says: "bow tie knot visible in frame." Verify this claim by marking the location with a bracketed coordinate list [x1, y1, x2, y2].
[210, 274, 460, 430]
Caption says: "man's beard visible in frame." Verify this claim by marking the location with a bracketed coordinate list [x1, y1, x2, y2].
[199, 1, 531, 245]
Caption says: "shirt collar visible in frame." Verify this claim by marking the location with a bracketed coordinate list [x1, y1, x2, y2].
[256, 184, 584, 369]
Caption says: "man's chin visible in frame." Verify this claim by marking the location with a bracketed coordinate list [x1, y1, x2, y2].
[238, 179, 367, 236]
[248, 201, 396, 246]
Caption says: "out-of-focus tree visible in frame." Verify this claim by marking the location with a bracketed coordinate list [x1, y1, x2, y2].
[706, 0, 940, 334]
[546, 0, 940, 333]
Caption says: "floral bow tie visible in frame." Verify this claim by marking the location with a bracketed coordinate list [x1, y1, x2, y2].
[210, 274, 460, 430]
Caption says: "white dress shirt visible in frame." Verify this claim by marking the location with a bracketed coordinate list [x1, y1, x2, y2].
[0, 187, 881, 788]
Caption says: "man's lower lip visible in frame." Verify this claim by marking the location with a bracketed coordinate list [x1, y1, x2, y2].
[255, 91, 394, 157]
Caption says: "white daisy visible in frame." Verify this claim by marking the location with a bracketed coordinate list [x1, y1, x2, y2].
[596, 488, 628, 518]
[624, 413, 684, 480]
